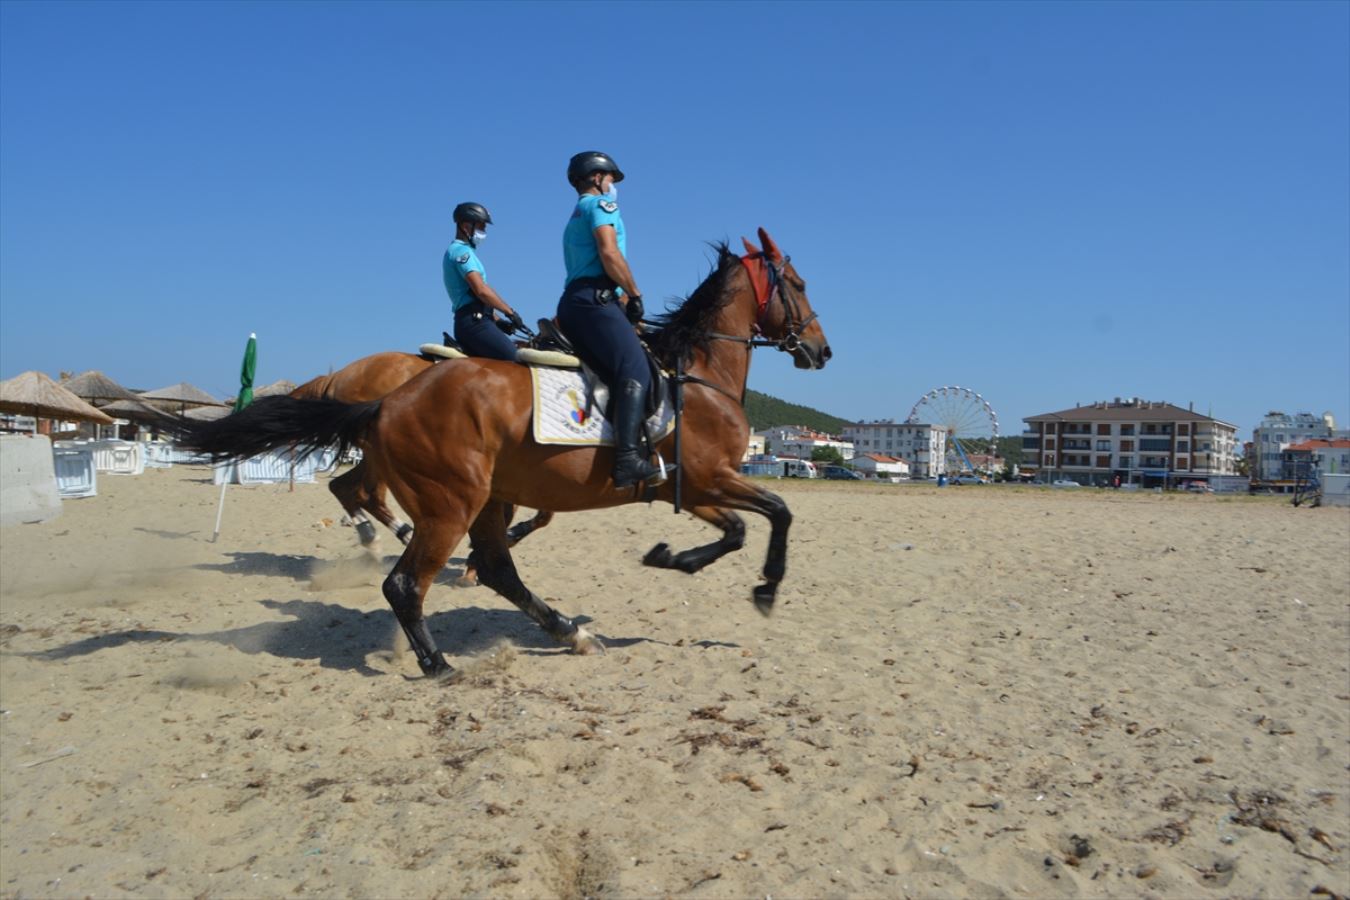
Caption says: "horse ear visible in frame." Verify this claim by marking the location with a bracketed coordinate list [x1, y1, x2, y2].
[758, 227, 782, 261]
[741, 236, 761, 256]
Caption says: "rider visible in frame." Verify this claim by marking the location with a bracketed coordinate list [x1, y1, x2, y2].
[443, 202, 526, 361]
[556, 151, 665, 488]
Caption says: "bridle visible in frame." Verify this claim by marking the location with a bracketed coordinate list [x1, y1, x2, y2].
[661, 250, 822, 406]
[710, 251, 820, 355]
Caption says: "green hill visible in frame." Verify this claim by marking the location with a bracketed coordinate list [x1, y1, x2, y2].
[743, 389, 850, 434]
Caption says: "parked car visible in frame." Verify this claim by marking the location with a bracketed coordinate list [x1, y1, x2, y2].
[949, 474, 987, 485]
[1184, 481, 1213, 493]
[821, 466, 863, 480]
[1051, 479, 1081, 488]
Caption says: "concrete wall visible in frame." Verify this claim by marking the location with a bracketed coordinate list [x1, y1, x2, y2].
[0, 434, 62, 526]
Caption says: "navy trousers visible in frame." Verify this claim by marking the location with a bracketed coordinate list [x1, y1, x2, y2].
[453, 304, 518, 361]
[556, 279, 651, 397]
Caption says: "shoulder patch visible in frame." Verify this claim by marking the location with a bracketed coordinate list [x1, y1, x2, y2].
[455, 253, 471, 264]
[598, 200, 618, 213]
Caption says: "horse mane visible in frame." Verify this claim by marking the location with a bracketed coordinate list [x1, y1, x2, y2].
[647, 243, 743, 367]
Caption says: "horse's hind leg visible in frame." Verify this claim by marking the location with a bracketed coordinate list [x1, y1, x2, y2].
[330, 463, 380, 546]
[506, 510, 554, 547]
[362, 468, 413, 545]
[382, 513, 467, 677]
[469, 502, 604, 655]
[643, 506, 745, 574]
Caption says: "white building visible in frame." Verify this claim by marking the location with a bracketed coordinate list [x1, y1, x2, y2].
[841, 419, 948, 478]
[1252, 411, 1347, 482]
[743, 432, 766, 460]
[852, 453, 909, 479]
[753, 425, 854, 461]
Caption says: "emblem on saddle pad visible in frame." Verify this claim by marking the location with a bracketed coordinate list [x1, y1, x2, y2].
[530, 366, 673, 447]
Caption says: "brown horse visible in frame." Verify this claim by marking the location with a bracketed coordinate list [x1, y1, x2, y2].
[292, 351, 554, 554]
[175, 229, 830, 675]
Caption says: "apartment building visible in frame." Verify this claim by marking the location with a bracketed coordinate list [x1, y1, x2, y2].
[1022, 398, 1239, 486]
[753, 426, 854, 461]
[841, 419, 948, 478]
[1252, 411, 1346, 482]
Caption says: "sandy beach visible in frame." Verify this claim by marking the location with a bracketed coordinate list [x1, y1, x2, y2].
[1, 466, 1347, 899]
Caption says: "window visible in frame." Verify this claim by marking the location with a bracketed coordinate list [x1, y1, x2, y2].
[1178, 424, 1189, 435]
[1097, 424, 1111, 436]
[1120, 439, 1134, 452]
[1202, 442, 1212, 451]
[1120, 456, 1132, 468]
[1096, 440, 1111, 451]
[1121, 425, 1135, 436]
[1178, 441, 1189, 452]
[1046, 423, 1057, 434]
[1096, 455, 1111, 468]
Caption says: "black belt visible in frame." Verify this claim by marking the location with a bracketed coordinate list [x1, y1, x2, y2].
[566, 275, 618, 303]
[455, 301, 488, 319]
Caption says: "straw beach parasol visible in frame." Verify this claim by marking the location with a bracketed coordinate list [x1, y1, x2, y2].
[253, 379, 297, 398]
[60, 370, 140, 406]
[0, 371, 114, 424]
[139, 382, 221, 408]
[100, 397, 169, 423]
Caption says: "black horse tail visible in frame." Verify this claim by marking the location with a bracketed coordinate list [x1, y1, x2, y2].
[166, 396, 381, 463]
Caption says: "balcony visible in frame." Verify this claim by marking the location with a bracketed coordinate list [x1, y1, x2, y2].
[1022, 438, 1041, 450]
[1139, 438, 1172, 452]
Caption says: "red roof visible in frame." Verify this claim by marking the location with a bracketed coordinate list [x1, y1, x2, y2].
[1287, 439, 1350, 451]
[862, 453, 904, 463]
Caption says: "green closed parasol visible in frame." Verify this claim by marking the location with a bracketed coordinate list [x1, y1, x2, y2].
[234, 333, 257, 412]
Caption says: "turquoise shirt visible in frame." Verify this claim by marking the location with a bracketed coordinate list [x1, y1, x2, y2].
[563, 194, 625, 292]
[442, 239, 484, 312]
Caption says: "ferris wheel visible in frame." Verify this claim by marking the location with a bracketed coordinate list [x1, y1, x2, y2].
[906, 386, 1000, 473]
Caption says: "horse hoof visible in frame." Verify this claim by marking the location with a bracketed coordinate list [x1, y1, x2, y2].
[571, 627, 606, 655]
[355, 521, 379, 546]
[452, 572, 479, 589]
[642, 543, 674, 568]
[752, 584, 776, 617]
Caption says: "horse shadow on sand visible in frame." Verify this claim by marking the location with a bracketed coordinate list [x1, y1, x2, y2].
[192, 550, 471, 588]
[27, 586, 656, 677]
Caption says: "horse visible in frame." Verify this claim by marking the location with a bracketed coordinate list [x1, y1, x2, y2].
[173, 228, 830, 676]
[291, 351, 555, 555]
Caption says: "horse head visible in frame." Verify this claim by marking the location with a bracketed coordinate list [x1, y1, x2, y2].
[742, 228, 831, 370]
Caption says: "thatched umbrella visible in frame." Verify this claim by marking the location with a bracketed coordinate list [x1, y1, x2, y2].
[61, 370, 140, 406]
[101, 397, 169, 423]
[184, 405, 230, 422]
[139, 382, 221, 408]
[0, 371, 114, 425]
[254, 379, 298, 398]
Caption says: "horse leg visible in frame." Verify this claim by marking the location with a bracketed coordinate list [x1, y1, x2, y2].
[678, 475, 792, 617]
[381, 514, 468, 677]
[506, 510, 554, 548]
[468, 501, 604, 655]
[330, 463, 380, 546]
[642, 505, 745, 574]
[360, 465, 413, 545]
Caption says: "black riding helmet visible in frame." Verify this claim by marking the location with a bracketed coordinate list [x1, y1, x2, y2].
[567, 151, 624, 188]
[452, 202, 492, 226]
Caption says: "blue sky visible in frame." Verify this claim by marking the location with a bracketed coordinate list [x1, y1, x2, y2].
[2, 0, 1347, 437]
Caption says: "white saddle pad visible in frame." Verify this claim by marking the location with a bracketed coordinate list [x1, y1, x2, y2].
[530, 366, 674, 447]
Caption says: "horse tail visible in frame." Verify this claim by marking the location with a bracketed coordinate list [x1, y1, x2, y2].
[168, 396, 381, 464]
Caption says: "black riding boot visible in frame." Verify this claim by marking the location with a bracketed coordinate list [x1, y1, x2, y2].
[612, 378, 665, 488]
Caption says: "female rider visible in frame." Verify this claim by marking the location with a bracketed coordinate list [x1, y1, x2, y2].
[556, 152, 664, 487]
[443, 202, 525, 360]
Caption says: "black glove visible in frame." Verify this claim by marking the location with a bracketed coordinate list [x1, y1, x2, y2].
[624, 293, 644, 325]
[496, 310, 525, 334]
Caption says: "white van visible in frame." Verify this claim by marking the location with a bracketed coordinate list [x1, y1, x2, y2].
[781, 458, 818, 479]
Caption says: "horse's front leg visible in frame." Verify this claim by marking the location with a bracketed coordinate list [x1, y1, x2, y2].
[643, 505, 746, 573]
[680, 475, 792, 616]
[506, 510, 554, 547]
